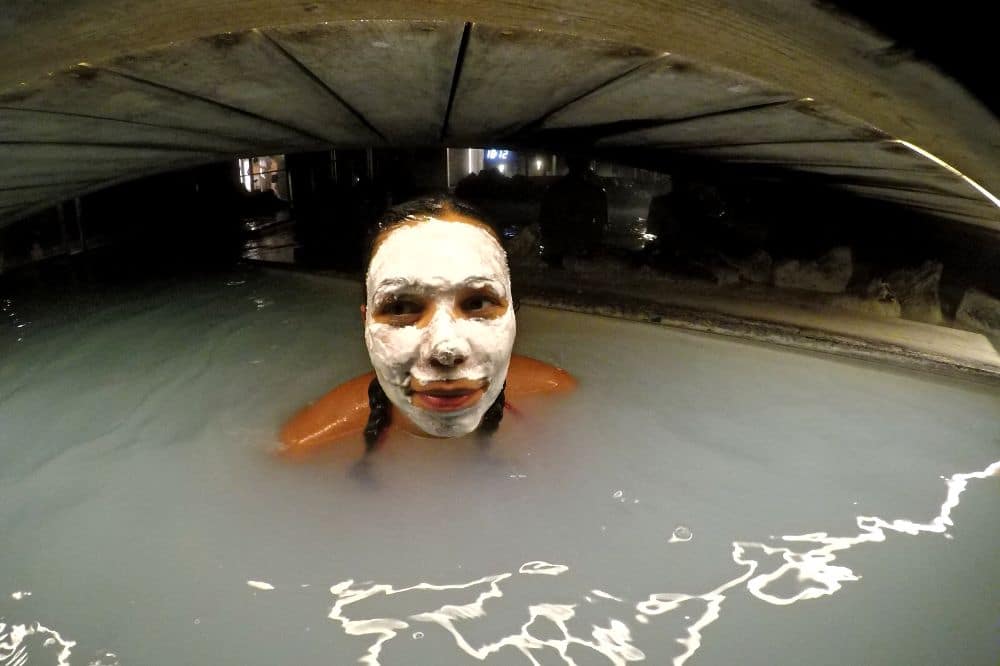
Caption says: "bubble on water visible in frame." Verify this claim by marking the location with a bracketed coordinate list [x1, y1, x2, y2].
[247, 580, 275, 591]
[3, 298, 31, 341]
[592, 589, 623, 602]
[635, 614, 649, 624]
[87, 650, 120, 666]
[194, 618, 201, 625]
[669, 526, 693, 543]
[612, 490, 623, 499]
[11, 590, 32, 600]
[636, 592, 687, 616]
[412, 631, 424, 639]
[519, 561, 569, 576]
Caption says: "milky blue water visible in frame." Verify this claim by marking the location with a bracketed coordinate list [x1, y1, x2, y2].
[2, 268, 998, 665]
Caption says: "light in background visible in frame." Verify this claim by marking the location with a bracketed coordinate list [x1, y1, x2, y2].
[236, 155, 290, 200]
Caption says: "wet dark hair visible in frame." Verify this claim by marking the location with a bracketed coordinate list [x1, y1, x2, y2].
[364, 195, 500, 260]
[362, 195, 508, 451]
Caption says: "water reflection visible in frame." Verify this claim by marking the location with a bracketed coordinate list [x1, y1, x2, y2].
[306, 460, 998, 665]
[326, 563, 645, 666]
[0, 617, 75, 666]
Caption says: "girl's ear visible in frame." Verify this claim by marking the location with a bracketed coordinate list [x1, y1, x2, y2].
[360, 304, 367, 321]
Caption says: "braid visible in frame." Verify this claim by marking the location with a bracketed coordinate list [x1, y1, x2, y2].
[364, 377, 392, 452]
[477, 382, 506, 436]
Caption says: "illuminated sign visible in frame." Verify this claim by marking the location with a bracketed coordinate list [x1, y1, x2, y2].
[485, 149, 510, 161]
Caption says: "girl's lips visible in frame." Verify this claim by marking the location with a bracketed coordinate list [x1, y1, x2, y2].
[411, 388, 485, 412]
[410, 384, 486, 412]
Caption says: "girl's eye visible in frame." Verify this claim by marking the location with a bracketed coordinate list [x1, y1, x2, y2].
[463, 297, 486, 311]
[387, 300, 421, 315]
[377, 298, 424, 323]
[461, 294, 500, 314]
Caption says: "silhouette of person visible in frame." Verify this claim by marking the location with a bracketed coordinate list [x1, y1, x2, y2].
[538, 155, 608, 268]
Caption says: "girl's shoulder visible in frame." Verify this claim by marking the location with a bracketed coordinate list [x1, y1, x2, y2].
[278, 372, 373, 457]
[506, 355, 577, 396]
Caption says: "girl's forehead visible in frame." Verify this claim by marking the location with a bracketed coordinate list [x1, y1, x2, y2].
[368, 218, 509, 285]
[373, 211, 498, 245]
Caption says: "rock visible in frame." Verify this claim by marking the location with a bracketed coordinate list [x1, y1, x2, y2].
[506, 223, 540, 261]
[730, 250, 773, 284]
[773, 246, 852, 293]
[688, 255, 740, 286]
[956, 288, 1000, 335]
[831, 278, 901, 318]
[710, 263, 741, 286]
[564, 255, 633, 278]
[886, 261, 944, 324]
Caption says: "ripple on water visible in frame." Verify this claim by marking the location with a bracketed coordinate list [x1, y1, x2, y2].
[670, 526, 693, 543]
[242, 460, 999, 666]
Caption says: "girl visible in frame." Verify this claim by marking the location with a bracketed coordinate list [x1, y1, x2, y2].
[279, 197, 575, 457]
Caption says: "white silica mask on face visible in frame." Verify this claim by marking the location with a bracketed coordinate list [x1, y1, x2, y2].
[364, 217, 516, 437]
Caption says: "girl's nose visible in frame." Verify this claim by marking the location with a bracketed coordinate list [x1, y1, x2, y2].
[426, 313, 471, 368]
[430, 343, 467, 368]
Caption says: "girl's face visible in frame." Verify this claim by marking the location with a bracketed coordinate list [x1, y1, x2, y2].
[364, 217, 516, 437]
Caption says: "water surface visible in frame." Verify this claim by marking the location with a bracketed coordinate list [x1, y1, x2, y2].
[2, 269, 998, 665]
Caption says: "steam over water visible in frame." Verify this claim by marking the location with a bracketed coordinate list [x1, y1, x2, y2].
[1, 269, 998, 665]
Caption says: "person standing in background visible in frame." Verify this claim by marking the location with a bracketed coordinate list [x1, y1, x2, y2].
[538, 155, 608, 268]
